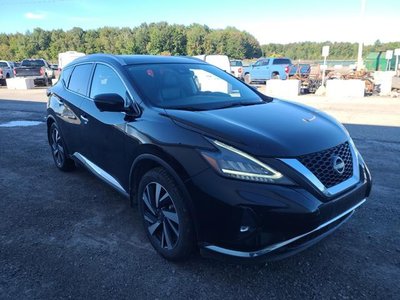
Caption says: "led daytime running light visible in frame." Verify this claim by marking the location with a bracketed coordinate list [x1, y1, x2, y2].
[212, 140, 283, 180]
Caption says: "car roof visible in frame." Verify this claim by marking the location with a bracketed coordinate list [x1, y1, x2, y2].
[71, 54, 206, 66]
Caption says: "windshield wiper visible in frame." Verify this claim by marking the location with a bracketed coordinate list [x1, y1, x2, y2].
[166, 106, 205, 111]
[218, 101, 264, 109]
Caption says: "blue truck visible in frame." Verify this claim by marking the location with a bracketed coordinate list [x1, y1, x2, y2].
[288, 63, 311, 78]
[242, 57, 292, 83]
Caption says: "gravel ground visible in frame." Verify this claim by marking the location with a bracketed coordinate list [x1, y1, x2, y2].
[0, 92, 399, 299]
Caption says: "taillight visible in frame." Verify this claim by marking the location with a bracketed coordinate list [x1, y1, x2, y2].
[40, 67, 45, 76]
[285, 66, 289, 73]
[0, 68, 3, 76]
[13, 68, 16, 76]
[238, 67, 243, 74]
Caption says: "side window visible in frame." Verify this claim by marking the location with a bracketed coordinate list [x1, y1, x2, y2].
[261, 59, 270, 66]
[253, 61, 261, 67]
[61, 67, 73, 87]
[68, 64, 93, 96]
[90, 64, 126, 100]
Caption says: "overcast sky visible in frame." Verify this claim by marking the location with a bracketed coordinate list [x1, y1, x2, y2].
[0, 0, 398, 45]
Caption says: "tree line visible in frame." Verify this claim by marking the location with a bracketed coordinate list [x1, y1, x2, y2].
[261, 40, 400, 60]
[0, 22, 399, 62]
[0, 23, 261, 62]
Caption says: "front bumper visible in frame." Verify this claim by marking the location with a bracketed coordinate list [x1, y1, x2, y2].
[201, 199, 365, 262]
[186, 157, 371, 262]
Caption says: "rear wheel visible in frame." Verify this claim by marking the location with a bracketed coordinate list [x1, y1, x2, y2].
[44, 74, 49, 86]
[244, 73, 251, 84]
[272, 72, 280, 79]
[49, 122, 75, 171]
[138, 167, 195, 261]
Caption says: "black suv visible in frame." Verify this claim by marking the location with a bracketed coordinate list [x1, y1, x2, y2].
[46, 54, 372, 262]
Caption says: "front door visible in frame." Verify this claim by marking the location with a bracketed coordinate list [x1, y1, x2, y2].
[79, 63, 134, 191]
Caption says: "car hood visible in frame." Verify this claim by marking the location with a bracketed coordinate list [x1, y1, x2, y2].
[164, 99, 349, 157]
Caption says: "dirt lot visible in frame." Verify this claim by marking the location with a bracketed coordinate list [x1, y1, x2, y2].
[0, 88, 399, 299]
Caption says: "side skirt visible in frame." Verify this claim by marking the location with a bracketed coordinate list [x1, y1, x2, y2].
[72, 152, 129, 198]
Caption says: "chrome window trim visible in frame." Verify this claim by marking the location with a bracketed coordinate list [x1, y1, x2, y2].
[280, 141, 360, 196]
[73, 152, 128, 197]
[204, 198, 366, 258]
[63, 61, 139, 108]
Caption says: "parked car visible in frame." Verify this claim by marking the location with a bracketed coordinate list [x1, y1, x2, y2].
[13, 59, 54, 86]
[0, 60, 14, 85]
[230, 60, 243, 78]
[243, 57, 292, 83]
[46, 54, 371, 263]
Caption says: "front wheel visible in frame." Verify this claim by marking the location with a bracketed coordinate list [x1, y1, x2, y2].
[138, 167, 195, 261]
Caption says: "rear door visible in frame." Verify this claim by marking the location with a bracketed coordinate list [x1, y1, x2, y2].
[52, 63, 93, 156]
[79, 63, 134, 189]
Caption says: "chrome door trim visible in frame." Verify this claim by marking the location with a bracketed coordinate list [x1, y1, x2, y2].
[73, 152, 128, 197]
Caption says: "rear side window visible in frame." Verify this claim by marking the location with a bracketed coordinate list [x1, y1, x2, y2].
[60, 67, 73, 87]
[272, 59, 291, 65]
[68, 64, 93, 96]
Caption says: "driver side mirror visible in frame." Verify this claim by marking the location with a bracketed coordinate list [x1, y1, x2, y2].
[94, 93, 126, 112]
[94, 93, 141, 117]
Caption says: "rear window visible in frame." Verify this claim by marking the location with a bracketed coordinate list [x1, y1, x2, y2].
[230, 61, 242, 67]
[272, 58, 291, 65]
[0, 62, 8, 67]
[21, 60, 45, 67]
[68, 64, 93, 96]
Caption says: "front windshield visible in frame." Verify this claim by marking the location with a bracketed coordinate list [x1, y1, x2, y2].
[126, 63, 263, 110]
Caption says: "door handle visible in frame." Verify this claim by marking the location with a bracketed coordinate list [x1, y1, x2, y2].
[80, 115, 89, 123]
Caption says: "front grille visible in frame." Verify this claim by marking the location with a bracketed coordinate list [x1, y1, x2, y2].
[298, 142, 353, 188]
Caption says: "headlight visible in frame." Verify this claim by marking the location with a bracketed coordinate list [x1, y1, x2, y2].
[201, 139, 293, 184]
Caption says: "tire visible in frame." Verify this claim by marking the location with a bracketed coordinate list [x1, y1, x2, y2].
[44, 74, 49, 87]
[272, 72, 280, 79]
[49, 122, 75, 171]
[138, 167, 195, 261]
[244, 73, 251, 84]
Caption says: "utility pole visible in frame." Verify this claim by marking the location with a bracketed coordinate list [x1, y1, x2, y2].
[357, 0, 366, 71]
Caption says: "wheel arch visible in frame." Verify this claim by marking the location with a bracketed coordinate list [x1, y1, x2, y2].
[129, 147, 191, 202]
[46, 115, 57, 143]
[128, 147, 199, 236]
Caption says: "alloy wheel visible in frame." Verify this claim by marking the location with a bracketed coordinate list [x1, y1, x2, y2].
[51, 127, 65, 167]
[142, 182, 180, 250]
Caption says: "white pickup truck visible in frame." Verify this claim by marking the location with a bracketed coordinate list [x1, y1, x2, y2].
[0, 61, 14, 85]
